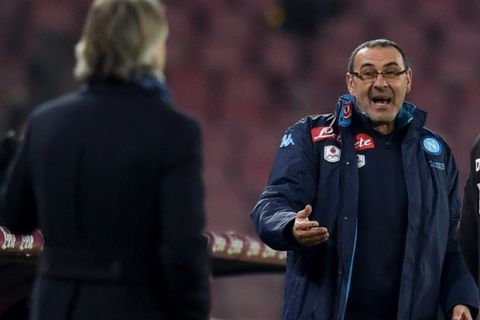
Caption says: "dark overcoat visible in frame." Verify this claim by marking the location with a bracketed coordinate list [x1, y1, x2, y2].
[0, 78, 210, 320]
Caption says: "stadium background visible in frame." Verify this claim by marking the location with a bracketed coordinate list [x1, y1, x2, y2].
[1, 0, 480, 318]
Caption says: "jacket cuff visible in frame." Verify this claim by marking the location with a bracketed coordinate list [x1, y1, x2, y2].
[283, 218, 302, 248]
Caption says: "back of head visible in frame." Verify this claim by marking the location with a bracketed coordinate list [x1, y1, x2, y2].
[74, 0, 168, 81]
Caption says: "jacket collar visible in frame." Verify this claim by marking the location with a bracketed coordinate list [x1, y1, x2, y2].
[87, 74, 171, 96]
[334, 94, 427, 132]
[85, 74, 173, 106]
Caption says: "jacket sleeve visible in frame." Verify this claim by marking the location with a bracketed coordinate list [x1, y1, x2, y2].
[0, 125, 37, 234]
[440, 145, 479, 318]
[157, 119, 210, 320]
[459, 136, 480, 285]
[250, 118, 319, 251]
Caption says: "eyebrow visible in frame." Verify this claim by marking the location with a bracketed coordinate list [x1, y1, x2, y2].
[359, 62, 402, 69]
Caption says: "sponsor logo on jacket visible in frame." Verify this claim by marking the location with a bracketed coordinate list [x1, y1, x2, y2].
[356, 154, 366, 168]
[476, 158, 480, 172]
[324, 145, 341, 163]
[311, 127, 336, 142]
[339, 104, 352, 127]
[280, 133, 294, 148]
[354, 133, 375, 151]
[429, 160, 446, 171]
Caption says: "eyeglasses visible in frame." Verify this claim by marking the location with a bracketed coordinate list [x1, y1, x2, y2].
[350, 69, 408, 81]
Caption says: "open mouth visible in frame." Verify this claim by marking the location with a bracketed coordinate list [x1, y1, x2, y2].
[371, 96, 392, 105]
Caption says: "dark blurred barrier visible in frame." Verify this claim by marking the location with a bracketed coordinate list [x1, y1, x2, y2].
[0, 227, 286, 275]
[0, 227, 286, 317]
[0, 227, 43, 258]
[207, 231, 286, 276]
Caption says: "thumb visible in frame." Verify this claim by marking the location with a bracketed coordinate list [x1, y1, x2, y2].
[297, 204, 313, 219]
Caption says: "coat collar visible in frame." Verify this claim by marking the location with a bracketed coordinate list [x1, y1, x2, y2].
[334, 94, 427, 132]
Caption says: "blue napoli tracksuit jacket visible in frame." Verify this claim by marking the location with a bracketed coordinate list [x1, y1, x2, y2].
[251, 94, 479, 319]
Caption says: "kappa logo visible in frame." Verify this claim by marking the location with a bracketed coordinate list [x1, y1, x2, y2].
[476, 158, 480, 172]
[311, 126, 336, 142]
[354, 133, 375, 151]
[356, 154, 366, 168]
[324, 145, 341, 163]
[280, 133, 295, 148]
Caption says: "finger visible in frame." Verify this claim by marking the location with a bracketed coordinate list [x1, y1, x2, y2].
[461, 310, 472, 320]
[296, 228, 329, 242]
[297, 204, 313, 219]
[302, 233, 329, 243]
[295, 227, 328, 237]
[305, 227, 328, 236]
[301, 234, 330, 246]
[295, 221, 320, 230]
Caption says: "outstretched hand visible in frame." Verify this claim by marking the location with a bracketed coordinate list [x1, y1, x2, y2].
[292, 204, 329, 246]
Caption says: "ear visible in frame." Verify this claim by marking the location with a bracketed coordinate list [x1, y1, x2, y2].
[154, 38, 167, 73]
[405, 68, 413, 93]
[346, 72, 355, 95]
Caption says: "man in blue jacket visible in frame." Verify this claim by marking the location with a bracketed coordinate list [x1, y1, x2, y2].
[251, 39, 479, 319]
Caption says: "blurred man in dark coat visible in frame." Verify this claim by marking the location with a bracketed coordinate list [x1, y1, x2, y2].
[460, 135, 480, 285]
[0, 0, 210, 319]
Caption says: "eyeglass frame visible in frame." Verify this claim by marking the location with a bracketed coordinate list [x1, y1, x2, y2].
[349, 68, 409, 81]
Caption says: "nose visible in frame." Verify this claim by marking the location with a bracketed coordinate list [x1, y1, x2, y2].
[373, 73, 388, 88]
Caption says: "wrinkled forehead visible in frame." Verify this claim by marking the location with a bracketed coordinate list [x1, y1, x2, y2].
[353, 46, 406, 70]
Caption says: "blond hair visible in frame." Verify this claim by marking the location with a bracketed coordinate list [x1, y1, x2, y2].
[74, 0, 168, 81]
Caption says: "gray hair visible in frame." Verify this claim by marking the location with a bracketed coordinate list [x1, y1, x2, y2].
[347, 39, 409, 73]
